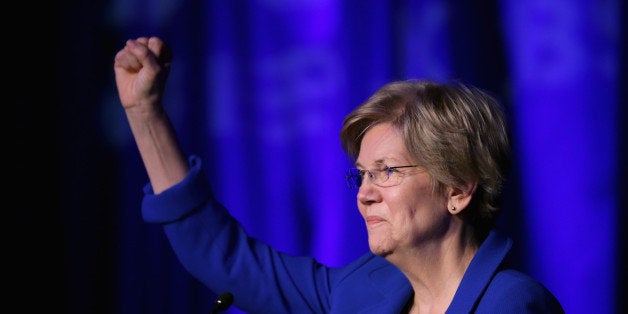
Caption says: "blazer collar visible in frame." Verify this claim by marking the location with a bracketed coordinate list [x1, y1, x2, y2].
[357, 229, 511, 313]
[446, 229, 512, 313]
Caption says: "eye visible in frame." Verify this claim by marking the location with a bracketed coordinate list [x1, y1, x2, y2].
[384, 166, 398, 175]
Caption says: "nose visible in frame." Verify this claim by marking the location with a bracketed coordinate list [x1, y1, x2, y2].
[356, 179, 382, 205]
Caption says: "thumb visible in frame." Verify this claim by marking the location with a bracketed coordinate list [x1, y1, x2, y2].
[147, 37, 173, 66]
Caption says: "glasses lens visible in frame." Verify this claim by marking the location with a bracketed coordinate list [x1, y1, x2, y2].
[381, 168, 393, 185]
[346, 169, 363, 188]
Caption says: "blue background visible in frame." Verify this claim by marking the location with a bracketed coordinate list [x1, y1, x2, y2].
[13, 0, 625, 313]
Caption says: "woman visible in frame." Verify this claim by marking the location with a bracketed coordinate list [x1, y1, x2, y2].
[114, 36, 563, 313]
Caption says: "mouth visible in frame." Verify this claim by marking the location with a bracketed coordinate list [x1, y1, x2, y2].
[365, 215, 385, 227]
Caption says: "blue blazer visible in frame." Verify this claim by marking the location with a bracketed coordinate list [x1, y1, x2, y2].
[142, 156, 564, 313]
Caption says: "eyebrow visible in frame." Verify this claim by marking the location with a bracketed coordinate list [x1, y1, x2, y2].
[354, 159, 387, 168]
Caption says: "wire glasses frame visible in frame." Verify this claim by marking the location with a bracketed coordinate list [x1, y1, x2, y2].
[345, 165, 419, 189]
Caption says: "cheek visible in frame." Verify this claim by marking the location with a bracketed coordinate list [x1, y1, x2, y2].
[388, 184, 442, 221]
[384, 190, 419, 221]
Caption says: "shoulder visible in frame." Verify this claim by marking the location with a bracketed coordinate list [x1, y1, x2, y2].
[476, 269, 565, 313]
[330, 252, 409, 294]
[327, 253, 412, 313]
[331, 252, 402, 284]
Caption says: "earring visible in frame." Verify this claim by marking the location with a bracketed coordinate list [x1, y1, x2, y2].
[449, 206, 456, 214]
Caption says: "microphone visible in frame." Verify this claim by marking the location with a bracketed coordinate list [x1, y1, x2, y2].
[210, 292, 234, 314]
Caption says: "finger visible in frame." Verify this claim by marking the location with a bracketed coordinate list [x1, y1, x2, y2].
[135, 37, 150, 45]
[147, 37, 173, 65]
[124, 39, 160, 71]
[114, 47, 142, 71]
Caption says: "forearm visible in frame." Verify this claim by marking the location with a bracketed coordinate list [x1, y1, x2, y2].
[125, 104, 189, 194]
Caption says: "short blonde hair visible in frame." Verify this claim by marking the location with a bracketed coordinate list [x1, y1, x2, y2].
[340, 80, 511, 241]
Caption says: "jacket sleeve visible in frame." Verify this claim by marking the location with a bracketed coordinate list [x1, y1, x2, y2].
[140, 155, 335, 313]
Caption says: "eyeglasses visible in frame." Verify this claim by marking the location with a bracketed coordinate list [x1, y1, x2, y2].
[345, 165, 419, 189]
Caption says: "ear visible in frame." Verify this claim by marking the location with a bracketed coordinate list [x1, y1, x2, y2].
[447, 181, 478, 215]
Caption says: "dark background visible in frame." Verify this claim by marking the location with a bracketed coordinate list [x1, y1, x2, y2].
[11, 1, 626, 313]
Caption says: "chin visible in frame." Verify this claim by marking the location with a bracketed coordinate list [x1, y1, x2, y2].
[368, 238, 392, 257]
[370, 248, 392, 258]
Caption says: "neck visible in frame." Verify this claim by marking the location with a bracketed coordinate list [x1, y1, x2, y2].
[391, 225, 478, 313]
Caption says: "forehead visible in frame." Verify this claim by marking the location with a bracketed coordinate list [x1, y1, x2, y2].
[356, 123, 412, 166]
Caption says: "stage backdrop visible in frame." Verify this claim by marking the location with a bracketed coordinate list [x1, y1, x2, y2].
[56, 1, 625, 313]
